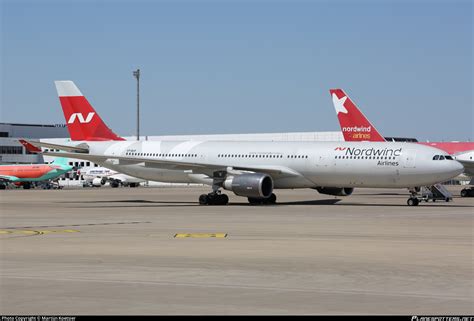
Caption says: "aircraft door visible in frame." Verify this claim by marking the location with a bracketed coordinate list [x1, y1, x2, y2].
[316, 153, 333, 167]
[403, 149, 416, 168]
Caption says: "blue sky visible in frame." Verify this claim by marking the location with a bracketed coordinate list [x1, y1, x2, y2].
[1, 0, 472, 141]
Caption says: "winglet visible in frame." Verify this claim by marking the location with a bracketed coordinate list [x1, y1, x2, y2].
[330, 89, 386, 142]
[55, 81, 125, 141]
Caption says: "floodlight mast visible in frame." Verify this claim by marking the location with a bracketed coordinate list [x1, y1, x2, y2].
[133, 69, 140, 141]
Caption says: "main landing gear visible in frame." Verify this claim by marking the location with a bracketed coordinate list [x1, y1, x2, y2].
[248, 193, 277, 205]
[198, 171, 277, 206]
[198, 190, 278, 206]
[199, 191, 229, 205]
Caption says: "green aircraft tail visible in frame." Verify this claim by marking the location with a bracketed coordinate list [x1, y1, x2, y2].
[51, 157, 69, 167]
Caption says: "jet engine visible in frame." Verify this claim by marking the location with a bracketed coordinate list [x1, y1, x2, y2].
[92, 177, 105, 187]
[315, 187, 354, 196]
[224, 173, 273, 198]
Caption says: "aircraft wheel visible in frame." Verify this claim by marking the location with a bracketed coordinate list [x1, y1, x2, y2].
[209, 193, 229, 205]
[266, 193, 277, 204]
[199, 194, 209, 205]
[0, 184, 6, 190]
[407, 197, 419, 206]
[217, 194, 229, 205]
[23, 183, 31, 190]
[248, 197, 265, 205]
[248, 197, 260, 205]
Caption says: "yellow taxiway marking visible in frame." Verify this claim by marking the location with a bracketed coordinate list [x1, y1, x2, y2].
[0, 229, 79, 235]
[174, 233, 227, 238]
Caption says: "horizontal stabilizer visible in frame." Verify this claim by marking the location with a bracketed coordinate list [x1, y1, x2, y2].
[18, 139, 42, 153]
[21, 139, 89, 153]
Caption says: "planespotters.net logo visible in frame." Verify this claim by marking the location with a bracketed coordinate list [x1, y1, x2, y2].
[412, 317, 474, 321]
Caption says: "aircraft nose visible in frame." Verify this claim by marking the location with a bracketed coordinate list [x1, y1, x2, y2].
[452, 160, 465, 176]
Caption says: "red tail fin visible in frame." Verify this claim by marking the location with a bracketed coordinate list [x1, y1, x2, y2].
[54, 81, 124, 141]
[330, 89, 385, 142]
[18, 139, 42, 153]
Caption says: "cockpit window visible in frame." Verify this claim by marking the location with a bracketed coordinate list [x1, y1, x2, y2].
[433, 154, 453, 160]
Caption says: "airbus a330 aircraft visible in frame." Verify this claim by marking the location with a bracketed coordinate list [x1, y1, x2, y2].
[24, 81, 464, 206]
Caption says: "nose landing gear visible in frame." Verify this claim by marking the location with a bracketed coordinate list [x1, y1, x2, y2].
[407, 188, 420, 206]
[407, 197, 419, 206]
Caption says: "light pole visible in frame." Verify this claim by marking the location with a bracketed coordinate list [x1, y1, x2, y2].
[133, 68, 140, 140]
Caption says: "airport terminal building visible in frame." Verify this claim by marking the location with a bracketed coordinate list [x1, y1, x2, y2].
[0, 122, 68, 164]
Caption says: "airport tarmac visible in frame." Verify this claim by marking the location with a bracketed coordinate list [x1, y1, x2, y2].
[0, 186, 472, 315]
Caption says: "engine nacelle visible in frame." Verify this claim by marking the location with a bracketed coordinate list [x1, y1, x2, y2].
[92, 177, 105, 187]
[315, 187, 354, 196]
[224, 173, 273, 198]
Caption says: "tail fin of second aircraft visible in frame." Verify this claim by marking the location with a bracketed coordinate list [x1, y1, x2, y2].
[51, 157, 69, 166]
[55, 81, 124, 141]
[330, 89, 385, 142]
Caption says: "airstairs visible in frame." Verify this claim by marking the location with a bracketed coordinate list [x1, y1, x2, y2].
[421, 184, 453, 202]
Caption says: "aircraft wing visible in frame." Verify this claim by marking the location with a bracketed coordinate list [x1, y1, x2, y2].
[458, 160, 474, 177]
[42, 151, 301, 178]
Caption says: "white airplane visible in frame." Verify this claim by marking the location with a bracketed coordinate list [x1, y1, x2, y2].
[79, 166, 143, 188]
[24, 81, 464, 206]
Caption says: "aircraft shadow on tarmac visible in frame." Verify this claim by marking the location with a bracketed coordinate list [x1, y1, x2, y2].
[334, 202, 473, 208]
[58, 198, 473, 208]
[59, 199, 342, 208]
